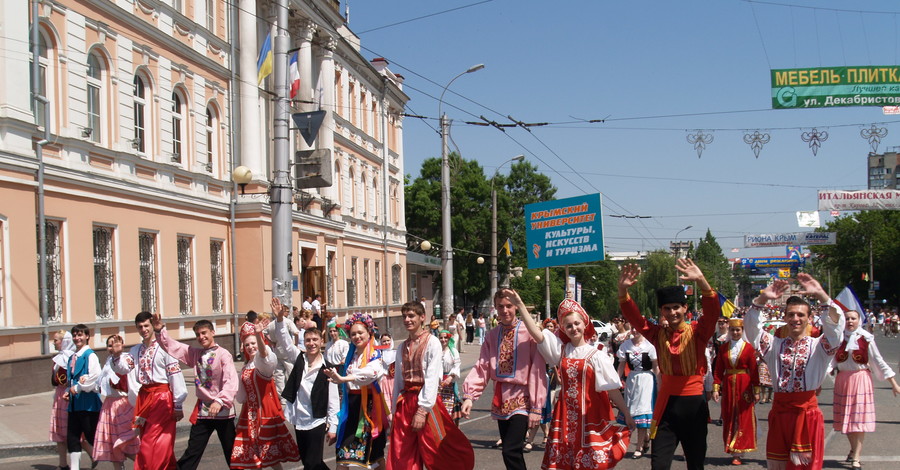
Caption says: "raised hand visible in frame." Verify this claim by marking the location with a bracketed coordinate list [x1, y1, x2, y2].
[151, 313, 164, 331]
[618, 264, 641, 295]
[796, 273, 828, 302]
[675, 258, 702, 282]
[271, 297, 288, 321]
[759, 279, 790, 302]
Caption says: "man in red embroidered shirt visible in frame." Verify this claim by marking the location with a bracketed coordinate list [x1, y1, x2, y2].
[618, 259, 721, 470]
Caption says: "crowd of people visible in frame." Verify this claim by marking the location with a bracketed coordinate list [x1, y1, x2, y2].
[48, 260, 900, 470]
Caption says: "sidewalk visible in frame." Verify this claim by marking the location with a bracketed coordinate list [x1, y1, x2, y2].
[0, 339, 485, 458]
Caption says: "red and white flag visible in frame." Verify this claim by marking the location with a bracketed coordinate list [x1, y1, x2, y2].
[289, 52, 300, 100]
[833, 284, 866, 323]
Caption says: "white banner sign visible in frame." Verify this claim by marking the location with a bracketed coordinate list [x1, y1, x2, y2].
[744, 232, 837, 248]
[818, 189, 900, 211]
[796, 211, 820, 228]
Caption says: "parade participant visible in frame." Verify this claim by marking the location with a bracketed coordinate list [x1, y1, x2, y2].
[744, 274, 844, 470]
[833, 309, 900, 469]
[438, 329, 462, 422]
[711, 318, 760, 465]
[112, 312, 187, 470]
[64, 324, 102, 470]
[153, 314, 239, 470]
[231, 319, 300, 469]
[325, 320, 350, 366]
[239, 311, 259, 349]
[379, 333, 397, 413]
[92, 335, 139, 470]
[525, 319, 561, 453]
[618, 260, 721, 470]
[388, 301, 474, 470]
[616, 328, 658, 459]
[610, 316, 629, 370]
[461, 288, 548, 470]
[263, 309, 301, 395]
[50, 330, 76, 470]
[271, 298, 339, 470]
[519, 294, 633, 469]
[322, 313, 388, 470]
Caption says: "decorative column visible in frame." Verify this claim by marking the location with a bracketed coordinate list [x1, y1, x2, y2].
[318, 35, 336, 203]
[238, 0, 263, 177]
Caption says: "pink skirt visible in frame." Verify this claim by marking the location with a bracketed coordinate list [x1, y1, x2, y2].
[49, 385, 68, 443]
[92, 395, 140, 462]
[833, 369, 876, 433]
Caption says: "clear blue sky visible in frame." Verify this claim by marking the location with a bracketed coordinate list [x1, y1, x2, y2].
[346, 0, 900, 258]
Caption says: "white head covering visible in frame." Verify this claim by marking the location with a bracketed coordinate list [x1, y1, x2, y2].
[844, 324, 874, 352]
[52, 331, 76, 369]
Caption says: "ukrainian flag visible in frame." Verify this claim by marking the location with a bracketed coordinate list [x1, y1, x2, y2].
[502, 238, 512, 256]
[718, 292, 736, 318]
[257, 32, 273, 85]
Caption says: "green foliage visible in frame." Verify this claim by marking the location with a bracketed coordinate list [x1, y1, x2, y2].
[810, 211, 900, 306]
[630, 250, 678, 316]
[693, 229, 737, 298]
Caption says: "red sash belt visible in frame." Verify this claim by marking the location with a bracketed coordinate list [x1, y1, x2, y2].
[133, 382, 170, 430]
[650, 374, 704, 439]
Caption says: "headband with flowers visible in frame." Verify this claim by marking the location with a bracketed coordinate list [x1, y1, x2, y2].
[343, 312, 375, 334]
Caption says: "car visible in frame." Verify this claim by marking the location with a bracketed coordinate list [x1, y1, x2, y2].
[591, 319, 617, 343]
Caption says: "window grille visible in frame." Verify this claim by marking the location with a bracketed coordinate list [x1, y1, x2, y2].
[363, 259, 370, 305]
[36, 221, 63, 322]
[177, 236, 193, 315]
[138, 232, 157, 313]
[93, 226, 115, 319]
[327, 251, 335, 305]
[374, 261, 381, 305]
[392, 265, 401, 303]
[349, 257, 358, 307]
[210, 241, 224, 314]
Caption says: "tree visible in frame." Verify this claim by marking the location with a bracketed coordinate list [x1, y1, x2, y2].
[810, 211, 900, 306]
[693, 229, 736, 298]
[629, 250, 678, 316]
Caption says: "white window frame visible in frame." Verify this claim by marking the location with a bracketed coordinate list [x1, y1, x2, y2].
[93, 225, 116, 320]
[86, 52, 104, 143]
[133, 75, 147, 155]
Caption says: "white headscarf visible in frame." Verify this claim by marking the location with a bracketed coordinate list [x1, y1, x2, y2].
[844, 324, 874, 352]
[51, 331, 76, 369]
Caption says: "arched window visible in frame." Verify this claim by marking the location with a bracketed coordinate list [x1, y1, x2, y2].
[30, 29, 52, 129]
[171, 90, 185, 163]
[133, 75, 147, 154]
[348, 167, 356, 215]
[204, 103, 219, 172]
[86, 52, 104, 143]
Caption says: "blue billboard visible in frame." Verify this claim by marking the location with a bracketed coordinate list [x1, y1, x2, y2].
[525, 194, 604, 269]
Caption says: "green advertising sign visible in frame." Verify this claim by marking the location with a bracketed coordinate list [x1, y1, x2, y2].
[771, 66, 900, 109]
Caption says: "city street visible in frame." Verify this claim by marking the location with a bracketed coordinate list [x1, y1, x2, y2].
[5, 331, 900, 469]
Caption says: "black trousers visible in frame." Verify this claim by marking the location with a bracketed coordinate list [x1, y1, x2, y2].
[498, 414, 529, 470]
[66, 410, 99, 452]
[177, 418, 235, 470]
[296, 423, 329, 470]
[651, 395, 709, 470]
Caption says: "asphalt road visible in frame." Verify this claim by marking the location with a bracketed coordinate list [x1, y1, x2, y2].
[6, 332, 900, 469]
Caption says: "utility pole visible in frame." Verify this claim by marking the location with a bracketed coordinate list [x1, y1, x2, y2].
[440, 113, 453, 319]
[271, 0, 292, 308]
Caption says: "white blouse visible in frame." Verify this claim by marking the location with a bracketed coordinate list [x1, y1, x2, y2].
[234, 346, 277, 404]
[392, 334, 443, 410]
[745, 302, 845, 393]
[833, 330, 896, 382]
[441, 347, 461, 377]
[344, 345, 386, 391]
[537, 331, 621, 392]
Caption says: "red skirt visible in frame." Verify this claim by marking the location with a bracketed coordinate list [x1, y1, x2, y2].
[92, 395, 140, 462]
[387, 386, 474, 470]
[230, 368, 299, 469]
[721, 372, 757, 454]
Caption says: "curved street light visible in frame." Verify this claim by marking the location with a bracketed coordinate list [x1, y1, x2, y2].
[438, 63, 484, 316]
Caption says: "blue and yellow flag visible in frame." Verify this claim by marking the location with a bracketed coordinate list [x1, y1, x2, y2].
[256, 32, 273, 85]
[502, 238, 512, 256]
[718, 292, 736, 318]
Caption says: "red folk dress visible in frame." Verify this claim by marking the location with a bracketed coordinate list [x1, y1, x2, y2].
[713, 339, 759, 454]
[541, 335, 630, 470]
[230, 348, 300, 469]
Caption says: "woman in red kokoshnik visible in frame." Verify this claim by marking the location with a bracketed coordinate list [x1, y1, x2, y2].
[518, 291, 634, 469]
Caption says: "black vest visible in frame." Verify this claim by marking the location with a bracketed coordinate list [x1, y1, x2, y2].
[281, 352, 332, 419]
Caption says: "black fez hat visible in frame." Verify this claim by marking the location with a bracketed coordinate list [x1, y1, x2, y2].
[656, 286, 687, 306]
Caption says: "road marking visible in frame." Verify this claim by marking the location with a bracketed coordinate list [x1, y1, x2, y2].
[460, 414, 492, 426]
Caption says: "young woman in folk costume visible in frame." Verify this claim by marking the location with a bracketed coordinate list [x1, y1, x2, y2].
[437, 329, 462, 423]
[323, 313, 389, 470]
[616, 328, 658, 459]
[92, 335, 140, 469]
[230, 320, 300, 469]
[832, 309, 900, 469]
[519, 293, 634, 469]
[525, 319, 562, 453]
[50, 330, 77, 470]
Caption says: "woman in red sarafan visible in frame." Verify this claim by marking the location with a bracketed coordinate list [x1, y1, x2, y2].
[519, 294, 634, 469]
[230, 324, 300, 469]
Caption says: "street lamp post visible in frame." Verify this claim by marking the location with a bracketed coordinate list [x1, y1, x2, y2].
[438, 63, 484, 317]
[491, 154, 525, 300]
[673, 225, 692, 285]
